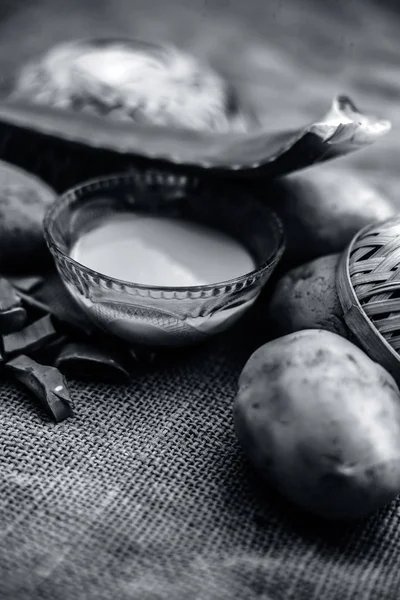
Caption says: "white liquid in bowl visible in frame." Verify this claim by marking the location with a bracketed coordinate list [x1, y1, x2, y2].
[70, 212, 256, 286]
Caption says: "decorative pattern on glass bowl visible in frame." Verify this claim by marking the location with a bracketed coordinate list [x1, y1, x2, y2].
[43, 169, 285, 347]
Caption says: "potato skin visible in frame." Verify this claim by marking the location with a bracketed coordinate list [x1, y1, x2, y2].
[267, 168, 395, 269]
[267, 254, 352, 339]
[234, 330, 400, 519]
[0, 184, 54, 272]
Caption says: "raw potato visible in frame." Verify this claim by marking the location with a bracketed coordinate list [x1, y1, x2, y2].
[234, 330, 400, 519]
[266, 167, 395, 268]
[0, 183, 54, 272]
[267, 254, 352, 339]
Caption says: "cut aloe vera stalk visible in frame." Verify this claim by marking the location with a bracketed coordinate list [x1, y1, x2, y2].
[29, 334, 69, 366]
[7, 275, 44, 294]
[14, 274, 95, 335]
[2, 314, 58, 357]
[55, 341, 133, 382]
[6, 354, 73, 422]
[0, 277, 27, 334]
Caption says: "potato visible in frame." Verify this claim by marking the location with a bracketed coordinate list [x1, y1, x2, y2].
[267, 254, 353, 339]
[266, 167, 395, 268]
[234, 330, 400, 519]
[0, 181, 55, 272]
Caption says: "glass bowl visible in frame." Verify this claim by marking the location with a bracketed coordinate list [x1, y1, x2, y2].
[43, 169, 285, 347]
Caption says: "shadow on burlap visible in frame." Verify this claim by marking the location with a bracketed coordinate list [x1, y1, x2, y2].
[1, 306, 400, 600]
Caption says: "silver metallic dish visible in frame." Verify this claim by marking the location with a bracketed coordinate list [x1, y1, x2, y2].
[0, 38, 391, 178]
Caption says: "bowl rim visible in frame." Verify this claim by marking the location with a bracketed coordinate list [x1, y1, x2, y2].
[43, 170, 285, 294]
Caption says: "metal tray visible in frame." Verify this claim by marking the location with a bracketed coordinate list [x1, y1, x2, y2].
[0, 38, 391, 190]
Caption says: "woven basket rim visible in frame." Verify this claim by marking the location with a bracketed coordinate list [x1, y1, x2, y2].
[336, 220, 400, 379]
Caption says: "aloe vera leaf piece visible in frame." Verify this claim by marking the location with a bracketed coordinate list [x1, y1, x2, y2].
[7, 275, 44, 294]
[29, 334, 69, 366]
[2, 314, 58, 357]
[0, 277, 27, 334]
[18, 274, 94, 335]
[55, 341, 133, 382]
[6, 354, 74, 422]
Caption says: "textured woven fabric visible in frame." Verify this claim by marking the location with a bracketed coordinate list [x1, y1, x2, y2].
[1, 305, 400, 600]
